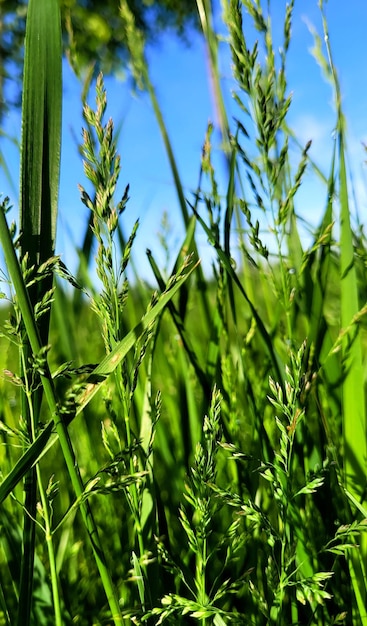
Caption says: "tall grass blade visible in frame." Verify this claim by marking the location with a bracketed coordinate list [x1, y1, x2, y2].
[317, 2, 367, 509]
[20, 0, 62, 308]
[338, 132, 366, 504]
[318, 6, 367, 620]
[0, 199, 124, 626]
[338, 129, 367, 624]
[196, 0, 232, 158]
[0, 209, 199, 495]
[16, 0, 62, 622]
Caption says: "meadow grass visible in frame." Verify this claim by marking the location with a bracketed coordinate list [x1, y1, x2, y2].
[1, 0, 367, 624]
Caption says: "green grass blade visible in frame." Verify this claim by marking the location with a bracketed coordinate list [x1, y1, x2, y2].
[0, 210, 46, 362]
[339, 130, 366, 504]
[318, 6, 367, 619]
[318, 4, 367, 506]
[196, 0, 231, 152]
[20, 0, 62, 273]
[338, 129, 367, 622]
[223, 142, 237, 325]
[76, 260, 200, 413]
[14, 0, 62, 621]
[147, 247, 210, 395]
[0, 206, 124, 625]
[0, 423, 54, 504]
[192, 206, 284, 386]
[0, 216, 199, 496]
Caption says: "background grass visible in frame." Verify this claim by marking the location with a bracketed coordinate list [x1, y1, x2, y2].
[1, 0, 367, 624]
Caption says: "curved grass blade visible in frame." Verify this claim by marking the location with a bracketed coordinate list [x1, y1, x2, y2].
[0, 199, 123, 625]
[0, 213, 199, 501]
[338, 126, 367, 626]
[75, 259, 200, 414]
[147, 221, 210, 396]
[316, 4, 367, 509]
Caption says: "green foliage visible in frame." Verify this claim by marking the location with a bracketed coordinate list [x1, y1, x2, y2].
[1, 0, 367, 625]
[0, 0, 198, 119]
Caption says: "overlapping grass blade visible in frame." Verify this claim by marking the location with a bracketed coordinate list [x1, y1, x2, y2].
[318, 4, 366, 511]
[0, 212, 199, 499]
[15, 0, 62, 621]
[338, 131, 366, 504]
[1, 197, 124, 626]
[338, 126, 367, 626]
[76, 260, 200, 413]
[0, 422, 53, 504]
[318, 6, 367, 620]
[192, 206, 284, 386]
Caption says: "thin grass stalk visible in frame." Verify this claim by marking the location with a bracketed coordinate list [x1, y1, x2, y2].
[34, 466, 62, 626]
[0, 209, 124, 625]
[196, 0, 231, 151]
[119, 1, 213, 335]
[21, 367, 62, 625]
[0, 251, 198, 509]
[192, 206, 284, 386]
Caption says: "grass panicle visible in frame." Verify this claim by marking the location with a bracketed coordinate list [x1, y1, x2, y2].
[1, 0, 367, 624]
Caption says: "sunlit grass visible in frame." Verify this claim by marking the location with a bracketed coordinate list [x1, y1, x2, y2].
[0, 0, 366, 625]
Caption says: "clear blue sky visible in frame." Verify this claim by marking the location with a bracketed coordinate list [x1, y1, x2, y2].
[1, 1, 367, 283]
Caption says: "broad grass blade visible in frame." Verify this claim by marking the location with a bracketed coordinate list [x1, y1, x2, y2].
[338, 130, 366, 504]
[15, 0, 62, 623]
[319, 7, 367, 618]
[20, 0, 62, 272]
[338, 129, 367, 622]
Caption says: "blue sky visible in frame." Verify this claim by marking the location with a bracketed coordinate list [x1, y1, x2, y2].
[1, 1, 367, 283]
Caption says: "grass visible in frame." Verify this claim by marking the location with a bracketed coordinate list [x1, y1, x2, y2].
[0, 0, 367, 624]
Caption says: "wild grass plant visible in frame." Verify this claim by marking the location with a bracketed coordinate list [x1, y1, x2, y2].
[1, 0, 367, 624]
